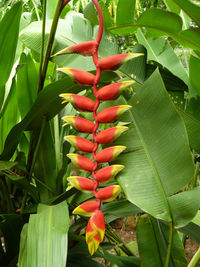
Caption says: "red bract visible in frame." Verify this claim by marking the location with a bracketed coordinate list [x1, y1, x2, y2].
[67, 176, 95, 192]
[64, 136, 94, 153]
[67, 154, 94, 172]
[57, 68, 96, 85]
[96, 126, 128, 144]
[96, 185, 121, 202]
[60, 93, 95, 112]
[97, 105, 132, 123]
[95, 165, 124, 183]
[96, 146, 126, 163]
[97, 81, 134, 100]
[72, 201, 99, 216]
[53, 41, 97, 56]
[98, 53, 143, 71]
[62, 116, 95, 133]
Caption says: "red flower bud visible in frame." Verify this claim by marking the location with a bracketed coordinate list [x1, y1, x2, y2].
[96, 185, 121, 202]
[62, 116, 95, 133]
[60, 93, 95, 112]
[97, 105, 132, 123]
[95, 165, 124, 183]
[53, 41, 97, 57]
[86, 210, 105, 255]
[67, 176, 96, 192]
[98, 53, 143, 71]
[97, 81, 134, 100]
[72, 200, 99, 216]
[96, 126, 128, 144]
[67, 153, 94, 172]
[96, 146, 126, 163]
[64, 135, 94, 153]
[57, 68, 96, 85]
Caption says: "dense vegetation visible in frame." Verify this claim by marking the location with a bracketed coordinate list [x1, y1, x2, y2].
[1, 0, 200, 266]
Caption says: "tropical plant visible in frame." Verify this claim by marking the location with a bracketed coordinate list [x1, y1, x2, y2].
[0, 0, 200, 266]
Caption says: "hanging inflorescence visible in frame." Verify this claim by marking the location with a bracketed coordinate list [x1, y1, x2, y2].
[55, 0, 142, 255]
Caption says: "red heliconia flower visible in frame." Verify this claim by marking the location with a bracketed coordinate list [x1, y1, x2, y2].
[96, 126, 128, 144]
[53, 41, 97, 57]
[67, 153, 94, 172]
[86, 210, 105, 255]
[72, 200, 99, 216]
[57, 68, 96, 85]
[64, 135, 94, 153]
[96, 146, 126, 163]
[98, 53, 143, 71]
[95, 165, 124, 183]
[60, 93, 95, 112]
[97, 81, 134, 100]
[97, 105, 132, 123]
[96, 185, 121, 202]
[67, 176, 96, 192]
[62, 116, 95, 133]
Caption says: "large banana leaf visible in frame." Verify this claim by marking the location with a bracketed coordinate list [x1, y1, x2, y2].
[18, 201, 69, 267]
[114, 69, 195, 226]
[136, 215, 187, 267]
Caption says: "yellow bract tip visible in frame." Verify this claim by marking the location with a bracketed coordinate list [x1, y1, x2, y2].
[51, 47, 71, 57]
[57, 68, 73, 78]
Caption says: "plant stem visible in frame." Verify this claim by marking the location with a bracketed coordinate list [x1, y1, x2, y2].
[31, 0, 40, 21]
[192, 161, 200, 188]
[20, 117, 47, 214]
[37, 0, 47, 94]
[37, 0, 64, 93]
[188, 247, 200, 267]
[164, 221, 174, 267]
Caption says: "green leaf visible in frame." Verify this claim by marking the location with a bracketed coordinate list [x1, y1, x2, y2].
[137, 215, 187, 267]
[169, 187, 200, 227]
[0, 160, 17, 170]
[16, 53, 37, 119]
[46, 0, 58, 19]
[163, 0, 180, 13]
[0, 77, 82, 160]
[172, 0, 200, 27]
[0, 78, 19, 153]
[189, 55, 200, 96]
[116, 0, 136, 25]
[18, 202, 69, 267]
[99, 1, 112, 28]
[119, 44, 146, 84]
[136, 29, 189, 86]
[116, 69, 194, 223]
[0, 2, 22, 87]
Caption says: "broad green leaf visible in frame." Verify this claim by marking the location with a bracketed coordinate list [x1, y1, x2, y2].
[189, 55, 200, 96]
[136, 29, 189, 86]
[0, 77, 82, 160]
[46, 0, 58, 19]
[163, 0, 180, 13]
[169, 187, 200, 227]
[99, 1, 112, 28]
[116, 0, 136, 25]
[34, 123, 57, 202]
[110, 8, 182, 36]
[172, 0, 200, 27]
[116, 70, 194, 223]
[173, 28, 200, 51]
[16, 53, 37, 119]
[0, 2, 22, 87]
[83, 2, 99, 25]
[18, 202, 69, 267]
[0, 79, 19, 153]
[0, 160, 17, 170]
[119, 44, 146, 84]
[137, 215, 187, 267]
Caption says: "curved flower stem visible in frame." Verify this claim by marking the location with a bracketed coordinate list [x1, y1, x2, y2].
[164, 221, 174, 267]
[91, 0, 104, 209]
